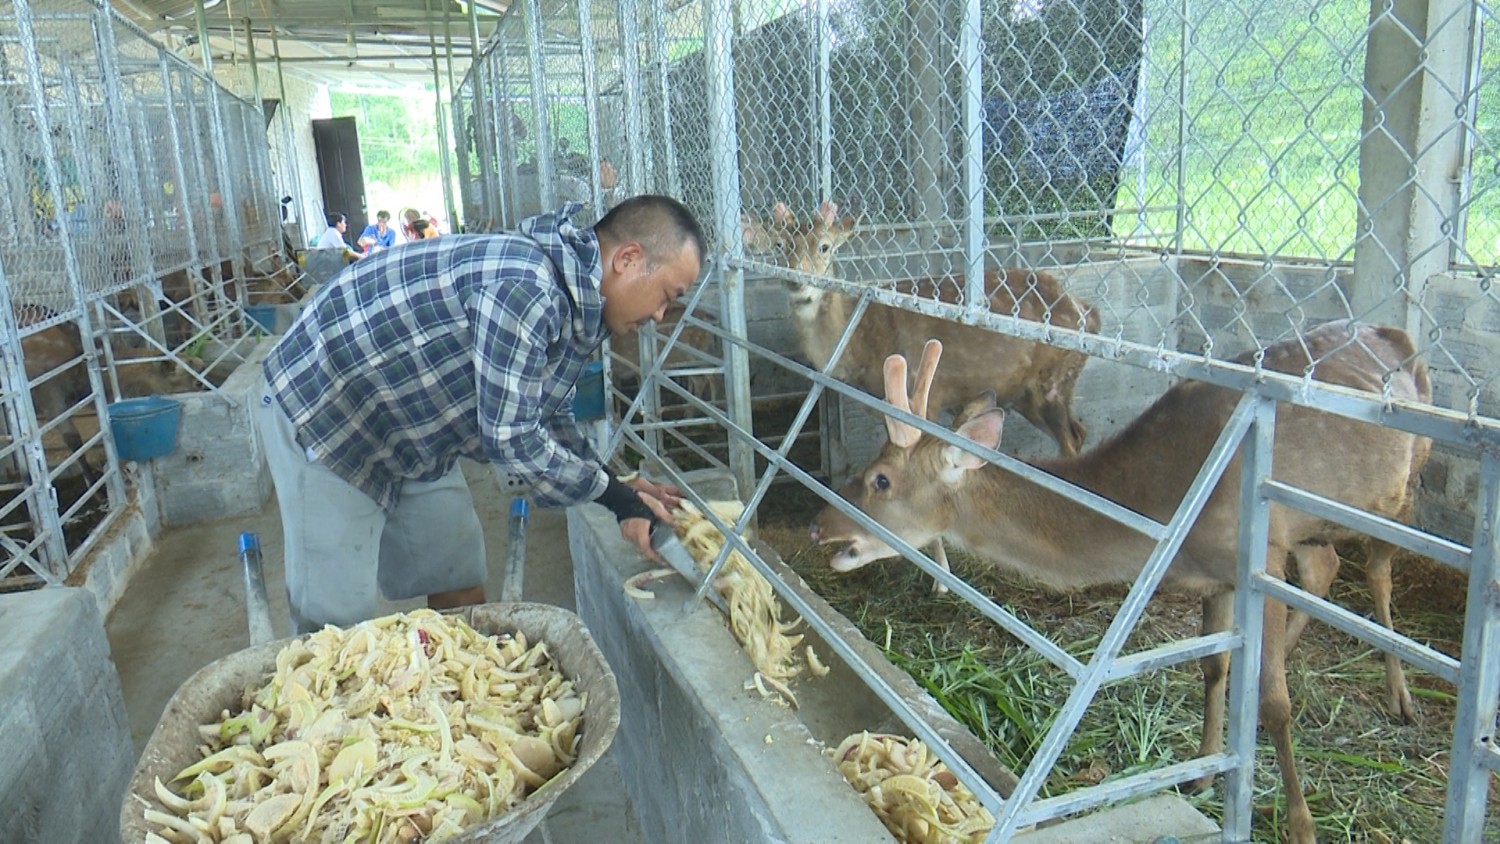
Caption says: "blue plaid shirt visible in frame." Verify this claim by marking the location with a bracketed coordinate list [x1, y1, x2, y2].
[264, 204, 608, 511]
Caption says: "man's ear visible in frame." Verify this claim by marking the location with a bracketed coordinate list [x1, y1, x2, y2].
[610, 241, 645, 275]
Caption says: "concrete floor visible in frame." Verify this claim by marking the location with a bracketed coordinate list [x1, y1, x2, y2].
[104, 460, 645, 844]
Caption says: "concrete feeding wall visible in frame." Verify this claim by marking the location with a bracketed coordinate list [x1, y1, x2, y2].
[151, 339, 274, 526]
[0, 587, 134, 844]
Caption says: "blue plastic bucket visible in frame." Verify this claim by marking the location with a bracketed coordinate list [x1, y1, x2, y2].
[573, 360, 606, 422]
[244, 304, 278, 332]
[107, 396, 182, 461]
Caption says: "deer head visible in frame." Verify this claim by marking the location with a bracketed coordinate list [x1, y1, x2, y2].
[811, 339, 1005, 571]
[742, 200, 857, 320]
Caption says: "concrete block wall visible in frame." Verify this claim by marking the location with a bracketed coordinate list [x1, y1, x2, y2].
[0, 587, 133, 844]
[75, 463, 159, 620]
[152, 338, 274, 526]
[567, 494, 895, 844]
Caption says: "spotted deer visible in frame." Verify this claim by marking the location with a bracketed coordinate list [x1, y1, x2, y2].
[810, 323, 1431, 844]
[743, 201, 1100, 456]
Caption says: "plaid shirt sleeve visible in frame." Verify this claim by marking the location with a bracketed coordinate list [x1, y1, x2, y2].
[468, 266, 608, 508]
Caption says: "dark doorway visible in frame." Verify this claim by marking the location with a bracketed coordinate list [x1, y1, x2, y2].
[312, 116, 367, 247]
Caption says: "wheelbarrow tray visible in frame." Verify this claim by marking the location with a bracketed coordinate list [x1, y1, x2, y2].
[120, 602, 621, 844]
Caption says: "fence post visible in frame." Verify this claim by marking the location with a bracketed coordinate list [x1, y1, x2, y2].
[1351, 0, 1475, 334]
[1442, 450, 1500, 841]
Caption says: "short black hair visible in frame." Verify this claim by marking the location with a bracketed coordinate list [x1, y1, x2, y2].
[376, 210, 390, 221]
[326, 212, 345, 227]
[594, 195, 706, 270]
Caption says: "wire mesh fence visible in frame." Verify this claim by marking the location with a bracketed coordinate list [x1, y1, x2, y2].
[451, 0, 1500, 839]
[0, 0, 280, 590]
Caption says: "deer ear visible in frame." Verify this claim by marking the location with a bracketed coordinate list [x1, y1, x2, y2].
[941, 410, 1004, 475]
[773, 202, 792, 224]
[954, 391, 998, 426]
[819, 201, 839, 225]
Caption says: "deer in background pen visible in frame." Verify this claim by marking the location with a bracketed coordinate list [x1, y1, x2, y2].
[744, 199, 1100, 590]
[810, 324, 1431, 844]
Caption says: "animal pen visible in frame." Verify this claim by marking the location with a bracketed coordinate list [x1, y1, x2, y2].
[455, 0, 1500, 840]
[0, 0, 282, 591]
[0, 0, 1497, 840]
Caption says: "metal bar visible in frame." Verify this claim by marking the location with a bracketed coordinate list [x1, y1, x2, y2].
[815, 0, 831, 202]
[1220, 395, 1275, 841]
[1262, 479, 1471, 572]
[577, 0, 604, 215]
[426, 0, 458, 231]
[649, 0, 679, 195]
[1103, 630, 1240, 681]
[958, 0, 985, 316]
[1254, 573, 1461, 685]
[618, 0, 645, 195]
[239, 532, 276, 645]
[702, 0, 752, 500]
[522, 0, 554, 211]
[988, 393, 1259, 840]
[1174, 0, 1190, 254]
[502, 498, 529, 603]
[1442, 450, 1500, 842]
[271, 27, 309, 245]
[467, 0, 498, 222]
[1018, 754, 1235, 826]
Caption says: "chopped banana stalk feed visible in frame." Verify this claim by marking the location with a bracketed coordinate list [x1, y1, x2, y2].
[142, 609, 586, 843]
[831, 732, 995, 844]
[624, 499, 827, 706]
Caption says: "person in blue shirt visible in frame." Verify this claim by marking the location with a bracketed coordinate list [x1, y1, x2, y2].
[357, 210, 397, 254]
[257, 195, 705, 634]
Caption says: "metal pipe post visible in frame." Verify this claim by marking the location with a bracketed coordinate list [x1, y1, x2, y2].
[703, 0, 753, 500]
[617, 0, 645, 194]
[467, 0, 498, 222]
[426, 0, 458, 230]
[522, 0, 554, 211]
[959, 0, 985, 314]
[270, 27, 308, 245]
[577, 0, 605, 214]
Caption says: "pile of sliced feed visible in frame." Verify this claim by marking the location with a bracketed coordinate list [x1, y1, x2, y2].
[625, 499, 829, 706]
[831, 732, 995, 844]
[139, 609, 585, 843]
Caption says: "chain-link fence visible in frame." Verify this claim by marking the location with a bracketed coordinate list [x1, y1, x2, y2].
[455, 0, 1500, 839]
[0, 0, 280, 590]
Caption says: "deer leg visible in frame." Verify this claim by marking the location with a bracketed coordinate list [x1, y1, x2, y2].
[1188, 590, 1233, 794]
[1365, 539, 1416, 722]
[928, 540, 950, 594]
[1284, 544, 1339, 656]
[1259, 580, 1316, 844]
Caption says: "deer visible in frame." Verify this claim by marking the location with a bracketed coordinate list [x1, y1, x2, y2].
[808, 322, 1431, 844]
[744, 200, 1099, 456]
[744, 200, 1099, 592]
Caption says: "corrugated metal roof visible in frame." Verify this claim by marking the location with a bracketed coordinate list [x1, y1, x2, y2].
[109, 0, 505, 88]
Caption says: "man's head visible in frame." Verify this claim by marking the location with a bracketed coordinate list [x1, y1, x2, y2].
[376, 210, 390, 230]
[327, 212, 346, 231]
[594, 195, 706, 336]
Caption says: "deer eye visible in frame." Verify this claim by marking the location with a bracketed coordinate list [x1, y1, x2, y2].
[873, 473, 890, 492]
[818, 242, 831, 254]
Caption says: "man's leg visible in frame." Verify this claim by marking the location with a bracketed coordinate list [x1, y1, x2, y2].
[254, 393, 385, 634]
[377, 461, 488, 609]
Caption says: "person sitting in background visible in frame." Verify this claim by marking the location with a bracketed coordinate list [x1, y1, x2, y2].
[316, 212, 363, 261]
[411, 218, 440, 240]
[357, 210, 396, 254]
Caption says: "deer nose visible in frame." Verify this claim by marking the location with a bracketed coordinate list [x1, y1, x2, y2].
[808, 523, 821, 543]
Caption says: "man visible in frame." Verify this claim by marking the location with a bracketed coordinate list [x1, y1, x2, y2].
[258, 195, 705, 634]
[315, 212, 363, 262]
[357, 210, 397, 254]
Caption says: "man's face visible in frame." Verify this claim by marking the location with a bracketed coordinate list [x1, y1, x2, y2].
[601, 240, 702, 336]
[377, 218, 389, 232]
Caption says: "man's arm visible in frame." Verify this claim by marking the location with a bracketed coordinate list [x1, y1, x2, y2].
[468, 266, 610, 508]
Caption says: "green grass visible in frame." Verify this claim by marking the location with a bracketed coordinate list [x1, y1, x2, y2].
[758, 502, 1500, 843]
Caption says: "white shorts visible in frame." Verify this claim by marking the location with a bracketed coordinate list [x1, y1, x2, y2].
[255, 392, 487, 634]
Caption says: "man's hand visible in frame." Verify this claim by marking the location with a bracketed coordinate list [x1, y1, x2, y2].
[626, 476, 683, 512]
[619, 485, 676, 563]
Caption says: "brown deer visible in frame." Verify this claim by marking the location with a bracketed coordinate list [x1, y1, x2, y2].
[810, 323, 1430, 844]
[743, 201, 1099, 456]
